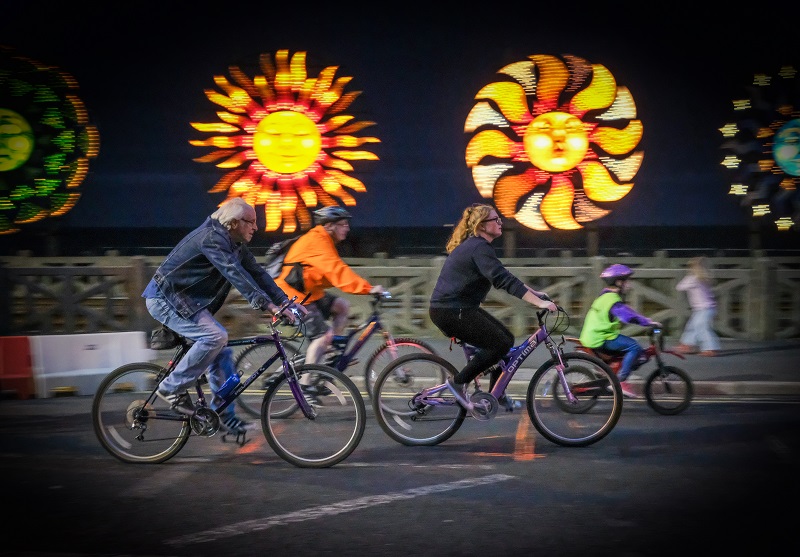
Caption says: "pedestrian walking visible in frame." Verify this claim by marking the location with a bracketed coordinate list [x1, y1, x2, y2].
[675, 256, 720, 357]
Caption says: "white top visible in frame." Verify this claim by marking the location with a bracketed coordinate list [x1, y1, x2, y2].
[676, 274, 716, 310]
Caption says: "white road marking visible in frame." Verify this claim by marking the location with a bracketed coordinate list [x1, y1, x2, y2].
[164, 474, 514, 546]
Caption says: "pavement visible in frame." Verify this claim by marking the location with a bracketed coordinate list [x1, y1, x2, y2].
[408, 335, 800, 398]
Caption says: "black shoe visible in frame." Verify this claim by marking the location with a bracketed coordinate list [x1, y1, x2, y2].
[156, 389, 194, 415]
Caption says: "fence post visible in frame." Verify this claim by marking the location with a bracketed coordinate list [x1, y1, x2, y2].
[752, 257, 777, 340]
[128, 257, 151, 332]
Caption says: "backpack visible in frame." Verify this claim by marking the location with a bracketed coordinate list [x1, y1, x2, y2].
[264, 236, 305, 291]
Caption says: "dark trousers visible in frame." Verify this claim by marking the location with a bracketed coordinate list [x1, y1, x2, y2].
[429, 306, 514, 387]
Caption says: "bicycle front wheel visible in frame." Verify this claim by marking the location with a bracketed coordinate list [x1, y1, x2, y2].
[92, 362, 191, 463]
[364, 337, 438, 399]
[234, 341, 303, 417]
[261, 364, 365, 468]
[645, 365, 693, 415]
[372, 353, 465, 446]
[527, 353, 622, 447]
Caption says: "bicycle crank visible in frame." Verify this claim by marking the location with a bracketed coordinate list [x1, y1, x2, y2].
[190, 407, 220, 436]
[469, 391, 499, 421]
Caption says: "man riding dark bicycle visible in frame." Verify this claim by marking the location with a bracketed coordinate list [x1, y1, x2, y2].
[274, 206, 386, 368]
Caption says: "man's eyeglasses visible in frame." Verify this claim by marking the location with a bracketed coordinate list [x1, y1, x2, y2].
[481, 216, 502, 224]
[240, 218, 256, 226]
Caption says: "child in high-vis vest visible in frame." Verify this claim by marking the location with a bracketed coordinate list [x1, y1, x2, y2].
[579, 264, 662, 398]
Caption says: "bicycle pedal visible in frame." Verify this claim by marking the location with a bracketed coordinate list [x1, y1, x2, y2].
[221, 430, 249, 446]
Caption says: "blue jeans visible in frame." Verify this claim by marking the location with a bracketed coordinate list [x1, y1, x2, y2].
[601, 334, 643, 381]
[146, 296, 237, 418]
[680, 307, 721, 352]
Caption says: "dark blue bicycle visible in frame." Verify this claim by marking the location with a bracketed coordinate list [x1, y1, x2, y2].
[233, 291, 436, 416]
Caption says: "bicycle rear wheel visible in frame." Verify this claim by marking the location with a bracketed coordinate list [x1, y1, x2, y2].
[261, 364, 365, 468]
[364, 337, 438, 400]
[527, 353, 622, 447]
[233, 341, 303, 417]
[371, 353, 466, 446]
[92, 362, 191, 463]
[645, 365, 693, 415]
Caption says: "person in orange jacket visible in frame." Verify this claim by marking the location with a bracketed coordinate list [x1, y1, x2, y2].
[275, 206, 385, 366]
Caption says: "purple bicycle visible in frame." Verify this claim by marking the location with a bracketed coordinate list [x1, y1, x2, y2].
[371, 306, 623, 448]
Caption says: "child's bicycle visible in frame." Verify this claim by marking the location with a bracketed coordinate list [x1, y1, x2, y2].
[371, 306, 624, 448]
[567, 326, 694, 415]
[232, 291, 436, 415]
[91, 299, 366, 468]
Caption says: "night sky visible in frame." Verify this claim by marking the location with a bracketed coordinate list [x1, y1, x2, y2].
[2, 3, 799, 241]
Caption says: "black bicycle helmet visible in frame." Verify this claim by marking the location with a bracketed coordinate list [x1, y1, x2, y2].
[600, 263, 633, 285]
[314, 206, 352, 225]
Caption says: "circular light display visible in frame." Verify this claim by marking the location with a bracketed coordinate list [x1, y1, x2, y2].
[720, 65, 799, 231]
[190, 49, 380, 233]
[464, 54, 643, 231]
[0, 46, 99, 235]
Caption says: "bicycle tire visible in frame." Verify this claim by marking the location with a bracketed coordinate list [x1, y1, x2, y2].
[526, 352, 622, 447]
[92, 362, 191, 464]
[261, 364, 365, 468]
[371, 353, 466, 446]
[644, 365, 693, 415]
[363, 337, 438, 400]
[233, 341, 303, 417]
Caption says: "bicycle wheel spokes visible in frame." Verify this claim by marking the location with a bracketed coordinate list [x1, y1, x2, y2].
[372, 353, 465, 446]
[364, 337, 436, 399]
[645, 365, 693, 415]
[261, 364, 365, 468]
[527, 353, 622, 447]
[234, 341, 302, 417]
[92, 363, 191, 463]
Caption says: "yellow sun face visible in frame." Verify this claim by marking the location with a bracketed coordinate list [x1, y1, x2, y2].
[0, 109, 34, 172]
[465, 53, 643, 231]
[524, 111, 589, 172]
[253, 111, 322, 174]
[190, 49, 380, 233]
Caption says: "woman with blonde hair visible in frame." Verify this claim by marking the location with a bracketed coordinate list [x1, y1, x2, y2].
[428, 203, 557, 416]
[676, 256, 720, 357]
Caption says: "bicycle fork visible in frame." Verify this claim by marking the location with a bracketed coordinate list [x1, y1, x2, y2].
[547, 341, 581, 405]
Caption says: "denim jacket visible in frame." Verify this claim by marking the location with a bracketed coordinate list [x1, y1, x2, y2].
[142, 217, 289, 319]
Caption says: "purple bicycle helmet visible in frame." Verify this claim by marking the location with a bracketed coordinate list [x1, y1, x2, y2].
[600, 263, 633, 285]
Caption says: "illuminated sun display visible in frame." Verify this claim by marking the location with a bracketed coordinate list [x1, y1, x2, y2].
[190, 49, 380, 233]
[720, 65, 799, 231]
[0, 46, 99, 235]
[465, 54, 643, 231]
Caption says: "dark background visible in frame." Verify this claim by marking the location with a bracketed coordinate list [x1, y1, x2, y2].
[2, 3, 799, 256]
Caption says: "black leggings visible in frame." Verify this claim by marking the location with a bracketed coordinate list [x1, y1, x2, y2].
[429, 306, 514, 387]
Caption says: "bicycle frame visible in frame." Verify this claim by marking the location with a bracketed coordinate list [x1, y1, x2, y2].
[331, 301, 389, 370]
[413, 309, 580, 408]
[569, 328, 686, 376]
[149, 312, 316, 424]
